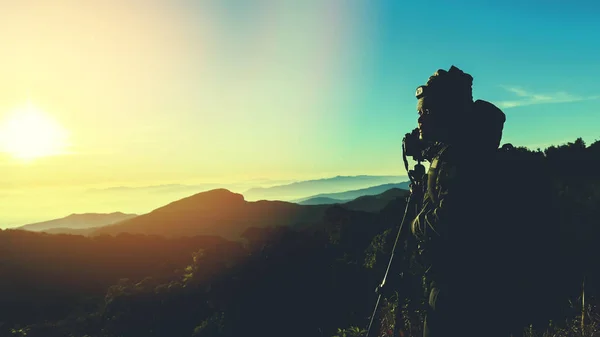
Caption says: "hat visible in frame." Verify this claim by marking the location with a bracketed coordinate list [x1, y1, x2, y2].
[416, 66, 474, 113]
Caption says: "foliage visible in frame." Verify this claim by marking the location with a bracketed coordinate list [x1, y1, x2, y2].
[332, 326, 367, 337]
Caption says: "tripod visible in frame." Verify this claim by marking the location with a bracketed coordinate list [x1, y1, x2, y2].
[365, 161, 426, 337]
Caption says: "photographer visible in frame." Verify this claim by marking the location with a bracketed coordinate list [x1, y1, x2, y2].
[409, 66, 509, 337]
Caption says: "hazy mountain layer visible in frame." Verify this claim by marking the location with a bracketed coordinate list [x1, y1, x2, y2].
[243, 175, 406, 201]
[18, 212, 138, 232]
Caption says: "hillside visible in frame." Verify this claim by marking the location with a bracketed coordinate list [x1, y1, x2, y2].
[92, 189, 330, 240]
[18, 212, 138, 232]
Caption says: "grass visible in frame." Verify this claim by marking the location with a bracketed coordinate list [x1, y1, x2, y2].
[337, 285, 600, 337]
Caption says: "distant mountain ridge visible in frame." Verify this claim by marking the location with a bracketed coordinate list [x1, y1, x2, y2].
[243, 175, 406, 201]
[18, 212, 138, 232]
[15, 178, 412, 237]
[297, 197, 347, 205]
[341, 188, 409, 213]
[294, 182, 410, 204]
[298, 187, 409, 212]
[90, 185, 411, 239]
[20, 183, 411, 239]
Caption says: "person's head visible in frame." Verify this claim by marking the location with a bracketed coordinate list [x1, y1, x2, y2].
[415, 65, 506, 152]
[415, 66, 475, 144]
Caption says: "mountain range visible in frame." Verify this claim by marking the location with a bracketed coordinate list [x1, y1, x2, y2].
[15, 176, 411, 239]
[293, 182, 411, 204]
[91, 189, 330, 240]
[17, 187, 409, 240]
[243, 175, 406, 201]
[91, 187, 407, 239]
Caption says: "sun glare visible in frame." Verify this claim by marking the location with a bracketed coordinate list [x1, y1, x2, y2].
[0, 102, 70, 162]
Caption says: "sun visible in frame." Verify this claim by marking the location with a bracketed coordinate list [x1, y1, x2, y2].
[0, 102, 70, 162]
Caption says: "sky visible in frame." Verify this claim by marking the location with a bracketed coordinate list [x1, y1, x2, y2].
[0, 0, 599, 226]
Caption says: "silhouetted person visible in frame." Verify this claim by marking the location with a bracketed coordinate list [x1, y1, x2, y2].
[410, 66, 511, 337]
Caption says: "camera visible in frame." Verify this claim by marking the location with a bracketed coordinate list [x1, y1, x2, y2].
[403, 128, 427, 163]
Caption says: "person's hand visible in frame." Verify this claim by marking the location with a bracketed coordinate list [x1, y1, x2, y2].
[409, 180, 426, 200]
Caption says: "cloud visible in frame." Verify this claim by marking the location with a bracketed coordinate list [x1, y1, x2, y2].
[494, 86, 599, 109]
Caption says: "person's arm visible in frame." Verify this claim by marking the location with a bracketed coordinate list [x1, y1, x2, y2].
[411, 153, 473, 242]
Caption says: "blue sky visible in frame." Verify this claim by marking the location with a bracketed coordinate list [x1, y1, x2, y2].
[176, 0, 600, 176]
[339, 0, 600, 152]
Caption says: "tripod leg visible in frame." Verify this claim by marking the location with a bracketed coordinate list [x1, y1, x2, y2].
[394, 295, 405, 337]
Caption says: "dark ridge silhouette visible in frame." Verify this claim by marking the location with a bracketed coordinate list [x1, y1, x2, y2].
[91, 188, 330, 239]
[17, 212, 138, 231]
[297, 196, 348, 205]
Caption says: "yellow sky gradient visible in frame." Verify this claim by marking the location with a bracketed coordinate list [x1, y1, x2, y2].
[0, 1, 372, 186]
[0, 1, 401, 226]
